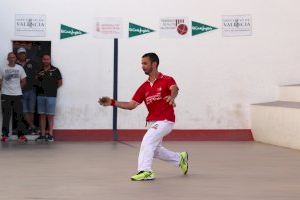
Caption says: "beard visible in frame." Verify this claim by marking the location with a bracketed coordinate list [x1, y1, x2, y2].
[143, 67, 153, 75]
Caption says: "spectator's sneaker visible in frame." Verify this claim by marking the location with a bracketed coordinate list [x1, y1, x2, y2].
[24, 128, 30, 135]
[179, 152, 189, 175]
[45, 134, 54, 142]
[1, 135, 9, 143]
[28, 127, 39, 135]
[12, 129, 18, 135]
[18, 135, 28, 143]
[32, 127, 40, 135]
[35, 135, 46, 142]
[131, 171, 155, 181]
[27, 127, 34, 135]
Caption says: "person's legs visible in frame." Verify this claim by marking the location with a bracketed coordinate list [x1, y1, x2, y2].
[45, 97, 56, 141]
[46, 115, 54, 135]
[23, 89, 36, 130]
[36, 96, 47, 141]
[1, 95, 12, 137]
[24, 113, 34, 128]
[154, 142, 180, 167]
[137, 120, 174, 172]
[12, 95, 27, 141]
[39, 114, 46, 136]
[12, 112, 18, 135]
[131, 121, 175, 181]
[46, 115, 54, 141]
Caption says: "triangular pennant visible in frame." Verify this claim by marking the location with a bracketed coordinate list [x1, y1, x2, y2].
[129, 23, 154, 38]
[60, 24, 87, 39]
[191, 21, 217, 36]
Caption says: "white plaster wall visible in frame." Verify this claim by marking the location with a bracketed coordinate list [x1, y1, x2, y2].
[0, 0, 300, 129]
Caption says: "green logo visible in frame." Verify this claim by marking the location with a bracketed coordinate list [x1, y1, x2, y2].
[60, 24, 87, 39]
[192, 21, 217, 36]
[129, 23, 154, 38]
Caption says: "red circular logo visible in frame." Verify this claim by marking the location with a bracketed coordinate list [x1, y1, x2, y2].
[177, 24, 188, 35]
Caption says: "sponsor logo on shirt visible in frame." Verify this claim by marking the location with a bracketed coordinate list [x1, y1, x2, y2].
[145, 93, 162, 105]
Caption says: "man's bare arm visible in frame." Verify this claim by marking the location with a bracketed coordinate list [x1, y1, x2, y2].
[20, 78, 27, 89]
[165, 85, 179, 105]
[98, 97, 139, 110]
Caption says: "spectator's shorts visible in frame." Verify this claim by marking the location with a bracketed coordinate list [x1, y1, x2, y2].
[22, 89, 36, 113]
[37, 96, 56, 115]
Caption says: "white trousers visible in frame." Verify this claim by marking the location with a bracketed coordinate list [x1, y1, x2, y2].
[138, 120, 180, 172]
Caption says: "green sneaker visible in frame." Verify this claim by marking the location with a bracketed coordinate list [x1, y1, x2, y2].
[179, 152, 189, 175]
[131, 171, 155, 181]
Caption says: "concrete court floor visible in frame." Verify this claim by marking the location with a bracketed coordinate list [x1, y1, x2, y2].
[0, 141, 300, 200]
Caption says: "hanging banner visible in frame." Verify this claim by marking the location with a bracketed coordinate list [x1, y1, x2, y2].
[222, 15, 252, 37]
[192, 21, 217, 36]
[15, 14, 46, 37]
[159, 17, 190, 38]
[60, 24, 86, 39]
[94, 18, 123, 39]
[129, 23, 155, 38]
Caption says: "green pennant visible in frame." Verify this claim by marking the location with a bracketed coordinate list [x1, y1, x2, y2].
[192, 21, 217, 36]
[129, 23, 154, 38]
[60, 24, 87, 39]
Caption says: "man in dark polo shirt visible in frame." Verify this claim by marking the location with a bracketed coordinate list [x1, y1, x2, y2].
[36, 54, 62, 142]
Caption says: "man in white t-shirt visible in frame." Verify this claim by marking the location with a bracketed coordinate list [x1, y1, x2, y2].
[0, 52, 27, 142]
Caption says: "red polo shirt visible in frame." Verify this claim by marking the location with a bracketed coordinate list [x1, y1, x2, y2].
[132, 73, 177, 122]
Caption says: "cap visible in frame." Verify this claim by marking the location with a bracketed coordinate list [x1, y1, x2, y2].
[17, 47, 26, 54]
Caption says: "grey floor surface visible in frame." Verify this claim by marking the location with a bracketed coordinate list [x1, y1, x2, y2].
[0, 141, 300, 200]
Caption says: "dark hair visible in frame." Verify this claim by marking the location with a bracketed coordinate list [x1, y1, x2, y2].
[142, 53, 159, 67]
[41, 53, 51, 58]
[7, 52, 16, 59]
